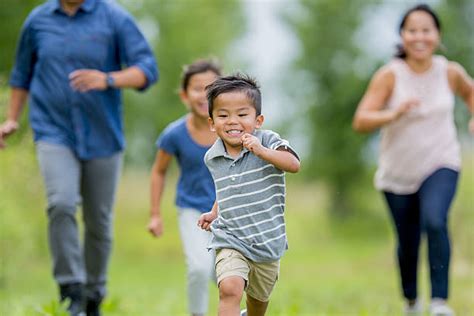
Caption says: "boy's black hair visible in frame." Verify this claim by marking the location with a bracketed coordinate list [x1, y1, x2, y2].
[181, 58, 222, 90]
[206, 73, 262, 118]
[395, 4, 441, 59]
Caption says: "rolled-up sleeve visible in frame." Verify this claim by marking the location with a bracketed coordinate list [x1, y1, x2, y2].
[115, 12, 158, 91]
[9, 19, 36, 89]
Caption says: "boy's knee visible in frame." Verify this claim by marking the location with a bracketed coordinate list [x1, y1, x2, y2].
[219, 277, 245, 300]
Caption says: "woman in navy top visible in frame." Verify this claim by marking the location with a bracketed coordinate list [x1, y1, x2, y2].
[148, 59, 220, 316]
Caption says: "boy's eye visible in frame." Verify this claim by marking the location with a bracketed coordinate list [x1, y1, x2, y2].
[218, 114, 227, 118]
[238, 113, 248, 117]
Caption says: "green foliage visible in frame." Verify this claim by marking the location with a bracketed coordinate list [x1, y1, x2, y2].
[438, 0, 474, 74]
[286, 0, 374, 216]
[120, 0, 245, 166]
[37, 300, 70, 316]
[0, 0, 41, 79]
[437, 0, 474, 130]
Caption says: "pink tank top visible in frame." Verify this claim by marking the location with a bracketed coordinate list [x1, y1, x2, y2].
[375, 55, 460, 194]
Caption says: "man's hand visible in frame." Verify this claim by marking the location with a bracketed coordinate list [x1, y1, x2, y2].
[469, 116, 474, 134]
[148, 215, 164, 237]
[197, 211, 217, 231]
[0, 120, 19, 149]
[69, 69, 108, 92]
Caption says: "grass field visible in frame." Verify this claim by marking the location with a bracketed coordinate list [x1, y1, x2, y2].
[1, 138, 473, 315]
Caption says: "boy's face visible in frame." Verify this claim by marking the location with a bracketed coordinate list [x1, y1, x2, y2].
[209, 91, 263, 151]
[180, 71, 218, 120]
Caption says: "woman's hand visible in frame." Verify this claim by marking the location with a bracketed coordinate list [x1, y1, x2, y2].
[394, 99, 420, 120]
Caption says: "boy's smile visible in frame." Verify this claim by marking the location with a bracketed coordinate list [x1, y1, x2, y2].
[209, 91, 264, 156]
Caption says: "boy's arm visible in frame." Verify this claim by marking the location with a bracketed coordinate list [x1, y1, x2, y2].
[148, 149, 172, 237]
[257, 147, 300, 173]
[197, 201, 218, 231]
[242, 133, 300, 173]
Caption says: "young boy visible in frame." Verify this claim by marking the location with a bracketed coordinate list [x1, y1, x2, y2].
[148, 59, 221, 316]
[198, 74, 300, 316]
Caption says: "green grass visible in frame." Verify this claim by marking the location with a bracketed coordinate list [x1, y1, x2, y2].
[1, 137, 473, 315]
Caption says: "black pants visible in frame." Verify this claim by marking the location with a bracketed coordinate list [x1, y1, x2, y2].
[384, 168, 458, 300]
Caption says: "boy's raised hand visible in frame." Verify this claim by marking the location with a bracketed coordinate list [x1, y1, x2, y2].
[197, 211, 217, 231]
[242, 133, 264, 156]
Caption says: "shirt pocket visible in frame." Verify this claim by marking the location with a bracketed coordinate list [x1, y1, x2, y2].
[70, 31, 112, 69]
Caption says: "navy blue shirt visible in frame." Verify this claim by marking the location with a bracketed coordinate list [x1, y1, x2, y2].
[156, 116, 216, 213]
[10, 0, 158, 159]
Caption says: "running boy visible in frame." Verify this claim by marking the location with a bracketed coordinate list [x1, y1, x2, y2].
[198, 74, 300, 316]
[148, 59, 221, 316]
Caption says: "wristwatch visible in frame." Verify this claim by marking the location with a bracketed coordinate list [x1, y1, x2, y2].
[106, 73, 116, 88]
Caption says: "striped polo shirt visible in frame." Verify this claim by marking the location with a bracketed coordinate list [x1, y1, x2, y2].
[205, 129, 298, 262]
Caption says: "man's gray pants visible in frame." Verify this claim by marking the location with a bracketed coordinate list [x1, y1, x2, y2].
[37, 142, 123, 298]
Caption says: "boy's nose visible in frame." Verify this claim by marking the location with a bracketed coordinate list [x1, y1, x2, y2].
[226, 119, 238, 126]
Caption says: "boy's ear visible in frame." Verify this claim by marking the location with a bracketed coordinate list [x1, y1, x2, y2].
[208, 117, 216, 132]
[255, 114, 264, 129]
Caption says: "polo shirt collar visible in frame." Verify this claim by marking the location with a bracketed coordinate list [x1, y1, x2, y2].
[206, 138, 228, 160]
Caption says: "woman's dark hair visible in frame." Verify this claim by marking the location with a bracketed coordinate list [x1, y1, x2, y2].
[394, 4, 441, 59]
[206, 73, 262, 118]
[181, 58, 222, 90]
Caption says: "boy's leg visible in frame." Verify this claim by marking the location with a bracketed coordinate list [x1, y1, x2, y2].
[178, 208, 216, 315]
[215, 249, 249, 316]
[245, 260, 279, 316]
[219, 276, 245, 316]
[246, 294, 268, 316]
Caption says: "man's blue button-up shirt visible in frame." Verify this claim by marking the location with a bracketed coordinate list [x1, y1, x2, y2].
[9, 0, 158, 159]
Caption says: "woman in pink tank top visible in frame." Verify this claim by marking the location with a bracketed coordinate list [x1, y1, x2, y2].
[352, 4, 473, 316]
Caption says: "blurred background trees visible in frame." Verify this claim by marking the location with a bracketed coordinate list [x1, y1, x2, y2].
[121, 0, 245, 165]
[0, 0, 472, 217]
[286, 0, 374, 217]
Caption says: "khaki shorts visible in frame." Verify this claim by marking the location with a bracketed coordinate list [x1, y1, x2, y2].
[215, 248, 279, 302]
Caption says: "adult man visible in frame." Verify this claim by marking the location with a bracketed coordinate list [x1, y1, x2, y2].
[0, 0, 158, 315]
